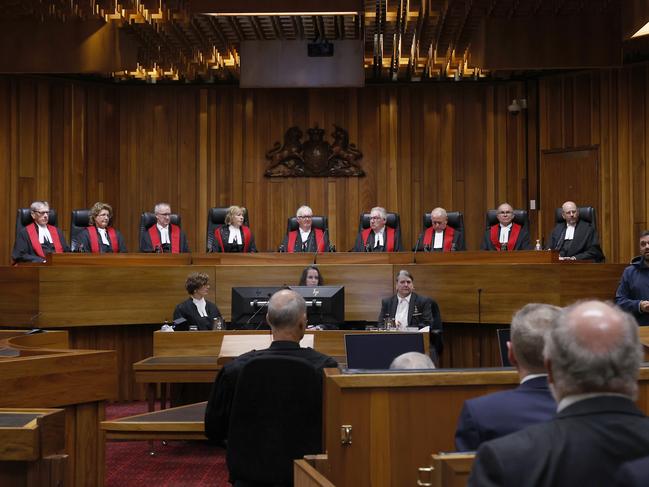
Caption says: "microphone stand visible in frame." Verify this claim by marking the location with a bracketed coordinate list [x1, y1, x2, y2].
[412, 233, 423, 264]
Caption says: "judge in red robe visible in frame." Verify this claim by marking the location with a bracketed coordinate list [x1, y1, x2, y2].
[480, 202, 531, 251]
[414, 207, 465, 252]
[280, 205, 329, 253]
[76, 202, 127, 253]
[139, 202, 189, 253]
[352, 206, 402, 252]
[211, 205, 257, 253]
[12, 200, 70, 263]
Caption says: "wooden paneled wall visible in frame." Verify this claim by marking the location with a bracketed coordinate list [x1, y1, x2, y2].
[0, 75, 531, 264]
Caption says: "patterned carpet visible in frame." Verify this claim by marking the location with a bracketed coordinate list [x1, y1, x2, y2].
[105, 402, 230, 487]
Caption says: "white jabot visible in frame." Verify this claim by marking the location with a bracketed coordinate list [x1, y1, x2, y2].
[157, 223, 170, 244]
[192, 297, 208, 317]
[395, 294, 411, 329]
[374, 228, 385, 248]
[299, 228, 311, 243]
[228, 225, 242, 244]
[499, 223, 512, 244]
[433, 231, 444, 249]
[37, 224, 53, 244]
[97, 227, 110, 245]
[565, 223, 576, 240]
[557, 392, 629, 413]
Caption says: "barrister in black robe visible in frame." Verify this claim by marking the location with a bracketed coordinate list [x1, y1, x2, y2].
[549, 201, 604, 262]
[172, 272, 223, 330]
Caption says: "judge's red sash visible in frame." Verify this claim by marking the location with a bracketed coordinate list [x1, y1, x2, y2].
[214, 225, 251, 252]
[148, 224, 181, 253]
[423, 226, 455, 251]
[361, 227, 395, 252]
[490, 223, 521, 251]
[86, 227, 118, 253]
[26, 224, 63, 258]
[287, 228, 325, 253]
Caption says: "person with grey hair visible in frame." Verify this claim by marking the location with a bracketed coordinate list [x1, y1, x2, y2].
[469, 300, 649, 487]
[455, 303, 560, 451]
[389, 351, 435, 370]
[378, 269, 443, 363]
[353, 206, 402, 252]
[414, 207, 465, 252]
[204, 289, 337, 444]
[76, 202, 127, 253]
[280, 205, 329, 253]
[480, 202, 531, 251]
[139, 202, 189, 253]
[12, 200, 70, 263]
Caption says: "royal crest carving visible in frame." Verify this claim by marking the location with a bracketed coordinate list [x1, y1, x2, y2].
[265, 125, 364, 177]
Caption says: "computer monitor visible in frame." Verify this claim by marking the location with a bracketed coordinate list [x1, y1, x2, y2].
[345, 333, 425, 369]
[289, 286, 345, 326]
[230, 287, 283, 329]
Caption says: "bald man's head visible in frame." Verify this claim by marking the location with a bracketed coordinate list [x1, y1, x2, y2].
[266, 289, 307, 340]
[545, 301, 642, 401]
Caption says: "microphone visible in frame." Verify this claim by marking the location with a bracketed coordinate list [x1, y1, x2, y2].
[71, 238, 78, 252]
[247, 296, 270, 329]
[554, 228, 566, 251]
[450, 242, 457, 252]
[207, 233, 214, 253]
[364, 241, 372, 253]
[413, 233, 423, 263]
[278, 244, 285, 253]
[501, 243, 508, 251]
[154, 245, 162, 254]
[477, 288, 482, 324]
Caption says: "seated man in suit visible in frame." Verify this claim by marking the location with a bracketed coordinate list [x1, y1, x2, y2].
[549, 201, 604, 261]
[204, 289, 338, 445]
[378, 269, 443, 363]
[280, 205, 329, 252]
[12, 200, 70, 263]
[615, 230, 649, 325]
[480, 202, 531, 251]
[455, 303, 560, 451]
[469, 301, 649, 487]
[352, 206, 401, 252]
[76, 202, 127, 253]
[415, 207, 465, 252]
[139, 202, 189, 253]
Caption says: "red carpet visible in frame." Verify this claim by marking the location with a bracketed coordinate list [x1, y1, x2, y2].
[106, 402, 230, 487]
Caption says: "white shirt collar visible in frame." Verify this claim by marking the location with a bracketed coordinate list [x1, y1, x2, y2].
[228, 225, 242, 244]
[97, 227, 110, 245]
[192, 297, 208, 317]
[299, 228, 311, 242]
[520, 373, 547, 384]
[156, 223, 170, 244]
[37, 224, 53, 244]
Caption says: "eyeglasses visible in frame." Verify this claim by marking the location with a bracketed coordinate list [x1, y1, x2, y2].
[431, 220, 446, 225]
[297, 215, 312, 220]
[369, 216, 383, 220]
[498, 211, 513, 215]
[33, 210, 50, 215]
[156, 213, 171, 217]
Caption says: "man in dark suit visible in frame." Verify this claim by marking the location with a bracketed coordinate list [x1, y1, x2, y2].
[549, 200, 604, 261]
[352, 206, 402, 252]
[455, 303, 560, 451]
[480, 202, 531, 251]
[12, 200, 70, 263]
[378, 269, 443, 363]
[468, 300, 649, 487]
[139, 202, 189, 253]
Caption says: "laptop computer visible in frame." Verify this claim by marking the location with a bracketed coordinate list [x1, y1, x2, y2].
[344, 333, 425, 369]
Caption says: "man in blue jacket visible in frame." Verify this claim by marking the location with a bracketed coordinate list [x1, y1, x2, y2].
[615, 231, 649, 325]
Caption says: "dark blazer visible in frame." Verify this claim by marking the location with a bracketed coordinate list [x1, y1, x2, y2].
[173, 298, 222, 330]
[378, 292, 443, 359]
[615, 455, 649, 487]
[480, 224, 531, 251]
[549, 219, 604, 262]
[211, 225, 257, 253]
[414, 227, 466, 251]
[468, 396, 649, 487]
[12, 224, 70, 263]
[76, 226, 127, 253]
[352, 228, 402, 252]
[139, 225, 189, 253]
[454, 376, 556, 451]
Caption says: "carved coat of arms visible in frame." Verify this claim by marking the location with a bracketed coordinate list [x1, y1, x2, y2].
[265, 125, 365, 177]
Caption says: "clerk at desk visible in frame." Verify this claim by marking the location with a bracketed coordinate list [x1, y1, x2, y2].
[173, 272, 223, 330]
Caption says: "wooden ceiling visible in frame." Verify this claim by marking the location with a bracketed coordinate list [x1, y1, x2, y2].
[0, 0, 622, 82]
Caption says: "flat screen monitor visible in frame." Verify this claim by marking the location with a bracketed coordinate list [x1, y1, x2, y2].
[497, 328, 512, 367]
[345, 333, 425, 369]
[230, 287, 283, 329]
[289, 286, 345, 326]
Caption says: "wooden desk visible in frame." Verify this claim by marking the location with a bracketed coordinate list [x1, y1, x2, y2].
[0, 330, 117, 487]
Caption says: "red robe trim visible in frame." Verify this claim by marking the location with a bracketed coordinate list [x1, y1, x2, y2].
[423, 226, 455, 252]
[287, 228, 325, 253]
[148, 224, 181, 253]
[361, 227, 395, 252]
[86, 227, 118, 253]
[489, 223, 521, 251]
[26, 224, 63, 258]
[214, 225, 252, 253]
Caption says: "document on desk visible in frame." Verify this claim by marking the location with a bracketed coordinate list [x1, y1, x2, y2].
[218, 334, 315, 359]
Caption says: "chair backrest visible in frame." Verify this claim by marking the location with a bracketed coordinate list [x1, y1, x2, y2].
[554, 206, 596, 228]
[206, 207, 250, 251]
[358, 211, 401, 231]
[70, 209, 93, 245]
[485, 209, 529, 229]
[16, 208, 58, 240]
[226, 355, 324, 485]
[423, 211, 464, 231]
[139, 212, 181, 243]
[286, 216, 328, 233]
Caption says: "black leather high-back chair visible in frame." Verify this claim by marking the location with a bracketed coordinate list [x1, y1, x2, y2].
[554, 206, 597, 228]
[423, 211, 464, 231]
[139, 212, 181, 244]
[485, 209, 529, 229]
[70, 209, 93, 247]
[226, 356, 324, 485]
[206, 207, 250, 252]
[16, 208, 58, 240]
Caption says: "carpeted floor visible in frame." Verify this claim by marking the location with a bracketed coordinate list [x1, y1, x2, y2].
[105, 402, 230, 487]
